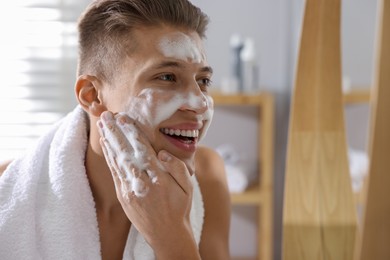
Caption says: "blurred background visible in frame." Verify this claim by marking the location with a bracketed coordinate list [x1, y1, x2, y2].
[0, 0, 377, 259]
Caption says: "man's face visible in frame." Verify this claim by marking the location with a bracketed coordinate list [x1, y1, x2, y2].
[102, 25, 214, 173]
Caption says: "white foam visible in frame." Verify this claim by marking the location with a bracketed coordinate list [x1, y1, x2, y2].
[128, 88, 214, 140]
[101, 114, 152, 197]
[199, 95, 214, 139]
[158, 32, 203, 63]
[107, 87, 214, 197]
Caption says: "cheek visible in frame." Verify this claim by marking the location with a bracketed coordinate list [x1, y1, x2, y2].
[124, 89, 214, 140]
[199, 95, 214, 140]
[204, 95, 214, 120]
[124, 89, 182, 130]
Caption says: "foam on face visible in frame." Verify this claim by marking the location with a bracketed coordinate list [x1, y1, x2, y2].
[105, 90, 214, 198]
[125, 88, 213, 136]
[104, 32, 213, 197]
[158, 32, 204, 63]
[199, 95, 214, 139]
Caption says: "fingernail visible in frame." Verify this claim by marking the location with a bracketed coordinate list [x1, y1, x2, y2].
[117, 115, 126, 125]
[159, 150, 171, 162]
[102, 111, 113, 121]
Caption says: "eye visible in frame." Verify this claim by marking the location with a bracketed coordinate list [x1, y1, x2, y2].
[158, 74, 176, 82]
[197, 77, 213, 91]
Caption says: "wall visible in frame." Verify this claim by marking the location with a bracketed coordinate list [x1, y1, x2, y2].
[194, 0, 378, 259]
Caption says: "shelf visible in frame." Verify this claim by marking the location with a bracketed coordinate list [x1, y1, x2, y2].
[212, 90, 370, 105]
[211, 91, 275, 260]
[343, 89, 371, 104]
[230, 185, 264, 205]
[212, 90, 367, 260]
[211, 92, 272, 106]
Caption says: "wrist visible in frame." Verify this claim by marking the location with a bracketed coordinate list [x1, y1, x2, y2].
[152, 222, 201, 260]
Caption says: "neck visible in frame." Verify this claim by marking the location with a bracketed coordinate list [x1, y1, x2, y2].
[85, 128, 121, 213]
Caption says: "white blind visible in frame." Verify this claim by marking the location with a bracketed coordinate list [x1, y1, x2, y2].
[0, 0, 88, 161]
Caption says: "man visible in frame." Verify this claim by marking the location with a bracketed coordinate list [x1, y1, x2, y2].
[0, 0, 230, 259]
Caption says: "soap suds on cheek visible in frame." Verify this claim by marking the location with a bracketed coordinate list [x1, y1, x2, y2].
[110, 88, 213, 197]
[131, 88, 185, 127]
[158, 32, 204, 63]
[132, 88, 214, 139]
[199, 95, 214, 140]
[152, 94, 184, 126]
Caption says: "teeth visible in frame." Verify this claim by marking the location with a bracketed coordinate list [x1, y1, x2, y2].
[161, 128, 199, 138]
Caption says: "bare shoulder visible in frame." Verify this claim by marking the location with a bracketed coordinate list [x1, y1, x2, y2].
[194, 145, 230, 213]
[195, 145, 226, 183]
[0, 160, 12, 177]
[195, 145, 231, 259]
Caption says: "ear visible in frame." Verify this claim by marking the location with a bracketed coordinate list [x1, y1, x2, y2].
[75, 75, 107, 117]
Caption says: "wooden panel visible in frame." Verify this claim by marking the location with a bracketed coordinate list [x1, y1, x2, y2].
[282, 0, 357, 259]
[354, 0, 390, 259]
[259, 94, 274, 260]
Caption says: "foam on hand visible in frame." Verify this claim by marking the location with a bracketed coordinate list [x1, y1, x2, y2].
[101, 115, 152, 197]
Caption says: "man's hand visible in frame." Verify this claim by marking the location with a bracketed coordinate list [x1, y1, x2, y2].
[97, 111, 200, 258]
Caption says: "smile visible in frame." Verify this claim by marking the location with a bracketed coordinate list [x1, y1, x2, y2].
[159, 125, 202, 153]
[160, 128, 199, 139]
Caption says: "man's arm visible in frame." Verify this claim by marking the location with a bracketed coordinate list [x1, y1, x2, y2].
[195, 146, 231, 260]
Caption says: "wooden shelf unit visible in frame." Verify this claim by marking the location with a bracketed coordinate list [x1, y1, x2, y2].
[343, 89, 371, 207]
[212, 92, 275, 260]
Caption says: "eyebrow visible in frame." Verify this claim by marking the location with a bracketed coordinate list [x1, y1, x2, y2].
[153, 61, 185, 70]
[200, 66, 214, 75]
[152, 61, 213, 75]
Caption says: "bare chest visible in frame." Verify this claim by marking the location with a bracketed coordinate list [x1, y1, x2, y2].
[97, 211, 131, 260]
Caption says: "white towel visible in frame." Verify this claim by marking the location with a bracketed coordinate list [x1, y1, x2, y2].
[0, 106, 204, 260]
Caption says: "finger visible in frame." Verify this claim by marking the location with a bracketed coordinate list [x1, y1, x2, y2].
[115, 113, 162, 182]
[157, 150, 193, 195]
[100, 113, 154, 197]
[100, 111, 133, 155]
[98, 121, 127, 183]
[130, 167, 150, 197]
[100, 111, 137, 181]
[100, 136, 130, 197]
[115, 113, 157, 169]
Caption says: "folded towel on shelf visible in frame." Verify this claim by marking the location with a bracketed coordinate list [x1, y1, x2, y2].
[216, 144, 251, 193]
[0, 106, 204, 260]
[224, 164, 249, 193]
[348, 148, 369, 193]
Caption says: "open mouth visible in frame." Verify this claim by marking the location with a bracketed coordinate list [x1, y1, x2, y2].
[160, 128, 199, 144]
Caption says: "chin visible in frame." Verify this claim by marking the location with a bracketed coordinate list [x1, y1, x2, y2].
[182, 156, 196, 176]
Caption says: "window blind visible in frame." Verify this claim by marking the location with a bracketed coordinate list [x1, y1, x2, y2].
[0, 0, 88, 161]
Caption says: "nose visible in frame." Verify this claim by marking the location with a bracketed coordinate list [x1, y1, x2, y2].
[179, 88, 209, 114]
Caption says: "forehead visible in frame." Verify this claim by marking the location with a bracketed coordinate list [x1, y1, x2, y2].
[132, 25, 207, 64]
[158, 31, 205, 63]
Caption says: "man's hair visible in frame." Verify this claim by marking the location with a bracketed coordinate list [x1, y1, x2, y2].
[77, 0, 209, 83]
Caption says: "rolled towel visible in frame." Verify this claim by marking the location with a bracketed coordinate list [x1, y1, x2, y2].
[225, 164, 249, 193]
[348, 148, 369, 193]
[216, 144, 250, 193]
